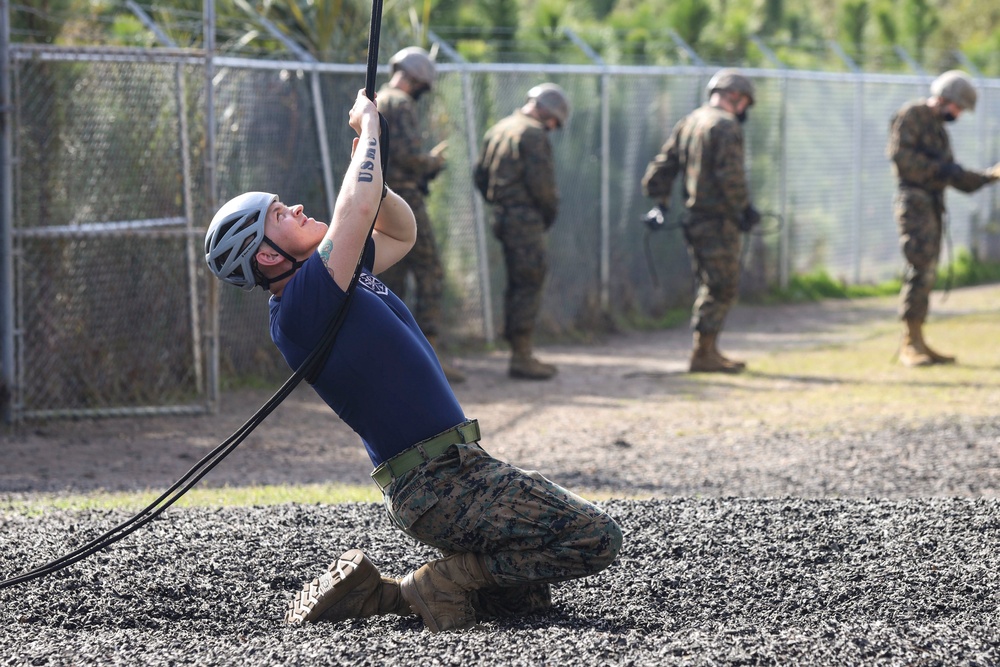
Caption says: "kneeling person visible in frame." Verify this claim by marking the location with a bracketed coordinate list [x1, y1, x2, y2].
[204, 90, 622, 632]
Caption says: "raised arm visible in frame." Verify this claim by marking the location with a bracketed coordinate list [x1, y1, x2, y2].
[318, 90, 391, 291]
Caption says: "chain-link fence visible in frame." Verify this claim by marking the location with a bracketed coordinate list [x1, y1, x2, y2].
[2, 43, 999, 420]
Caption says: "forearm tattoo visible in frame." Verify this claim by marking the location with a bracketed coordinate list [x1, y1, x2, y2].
[357, 137, 378, 183]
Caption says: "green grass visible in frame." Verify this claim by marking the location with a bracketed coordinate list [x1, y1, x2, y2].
[764, 269, 902, 303]
[945, 248, 1000, 288]
[1, 483, 382, 516]
[763, 251, 1000, 305]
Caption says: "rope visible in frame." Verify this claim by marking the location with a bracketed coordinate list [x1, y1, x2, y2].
[0, 0, 387, 591]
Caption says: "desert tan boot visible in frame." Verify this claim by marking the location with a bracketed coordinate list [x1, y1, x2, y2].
[898, 319, 936, 367]
[285, 549, 413, 624]
[508, 335, 557, 380]
[689, 331, 743, 374]
[400, 552, 497, 632]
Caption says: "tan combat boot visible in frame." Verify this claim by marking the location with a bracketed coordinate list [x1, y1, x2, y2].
[909, 318, 956, 364]
[285, 549, 413, 624]
[508, 335, 557, 380]
[426, 335, 466, 384]
[400, 552, 497, 632]
[899, 319, 934, 367]
[689, 331, 743, 374]
[711, 335, 747, 371]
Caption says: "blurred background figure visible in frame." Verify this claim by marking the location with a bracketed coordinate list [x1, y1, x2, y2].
[887, 70, 1000, 367]
[642, 69, 760, 374]
[474, 83, 570, 380]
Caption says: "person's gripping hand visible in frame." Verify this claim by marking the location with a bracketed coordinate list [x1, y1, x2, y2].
[348, 89, 380, 138]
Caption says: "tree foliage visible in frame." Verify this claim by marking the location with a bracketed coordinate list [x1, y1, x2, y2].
[12, 0, 1000, 74]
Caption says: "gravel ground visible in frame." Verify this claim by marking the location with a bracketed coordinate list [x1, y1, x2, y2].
[2, 286, 1000, 665]
[3, 500, 999, 666]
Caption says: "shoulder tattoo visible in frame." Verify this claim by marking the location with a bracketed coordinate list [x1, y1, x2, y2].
[318, 239, 334, 279]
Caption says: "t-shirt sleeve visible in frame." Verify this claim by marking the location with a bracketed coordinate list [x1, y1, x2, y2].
[273, 253, 346, 352]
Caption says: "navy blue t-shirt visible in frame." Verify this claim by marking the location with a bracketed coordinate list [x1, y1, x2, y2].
[269, 239, 466, 467]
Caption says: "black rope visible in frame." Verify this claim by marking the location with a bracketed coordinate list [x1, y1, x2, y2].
[0, 0, 387, 591]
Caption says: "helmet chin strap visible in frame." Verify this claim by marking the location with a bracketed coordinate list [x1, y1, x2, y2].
[254, 235, 306, 289]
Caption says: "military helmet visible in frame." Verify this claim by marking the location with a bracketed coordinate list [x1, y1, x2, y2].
[930, 70, 977, 111]
[205, 191, 277, 291]
[527, 83, 571, 127]
[706, 69, 756, 105]
[389, 46, 436, 86]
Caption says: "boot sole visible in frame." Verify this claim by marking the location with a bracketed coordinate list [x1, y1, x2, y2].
[285, 549, 376, 624]
[688, 365, 743, 374]
[508, 369, 557, 380]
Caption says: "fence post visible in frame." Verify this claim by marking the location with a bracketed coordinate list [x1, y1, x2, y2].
[204, 0, 220, 414]
[828, 41, 864, 284]
[0, 0, 13, 422]
[751, 36, 791, 289]
[429, 30, 494, 344]
[126, 0, 205, 398]
[564, 28, 611, 313]
[779, 70, 789, 290]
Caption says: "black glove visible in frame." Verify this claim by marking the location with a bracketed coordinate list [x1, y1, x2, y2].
[739, 205, 761, 232]
[642, 205, 667, 231]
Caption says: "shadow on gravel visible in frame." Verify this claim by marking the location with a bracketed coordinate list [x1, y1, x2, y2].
[3, 499, 999, 666]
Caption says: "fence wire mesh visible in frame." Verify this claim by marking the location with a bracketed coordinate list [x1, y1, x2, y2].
[4, 46, 1000, 420]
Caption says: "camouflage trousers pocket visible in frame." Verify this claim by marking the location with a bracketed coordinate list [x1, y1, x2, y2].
[384, 473, 441, 534]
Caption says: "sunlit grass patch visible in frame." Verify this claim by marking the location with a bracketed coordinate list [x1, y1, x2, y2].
[674, 309, 1000, 435]
[1, 483, 382, 516]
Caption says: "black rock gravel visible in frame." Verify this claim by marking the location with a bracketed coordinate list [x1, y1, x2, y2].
[3, 498, 999, 666]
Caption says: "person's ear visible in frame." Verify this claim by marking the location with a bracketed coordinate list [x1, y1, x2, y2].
[256, 246, 283, 268]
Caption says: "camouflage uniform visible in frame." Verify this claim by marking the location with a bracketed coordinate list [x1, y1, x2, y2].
[474, 110, 559, 343]
[642, 105, 749, 334]
[887, 99, 995, 322]
[376, 85, 445, 338]
[384, 442, 622, 616]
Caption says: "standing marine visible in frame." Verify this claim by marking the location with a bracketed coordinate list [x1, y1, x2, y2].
[887, 70, 1000, 366]
[641, 69, 761, 373]
[474, 83, 570, 380]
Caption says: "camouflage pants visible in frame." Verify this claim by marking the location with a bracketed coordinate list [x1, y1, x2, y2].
[383, 442, 622, 616]
[894, 187, 942, 322]
[492, 206, 548, 341]
[682, 215, 742, 334]
[379, 186, 444, 338]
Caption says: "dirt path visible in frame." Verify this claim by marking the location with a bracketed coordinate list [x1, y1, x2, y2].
[3, 285, 999, 498]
